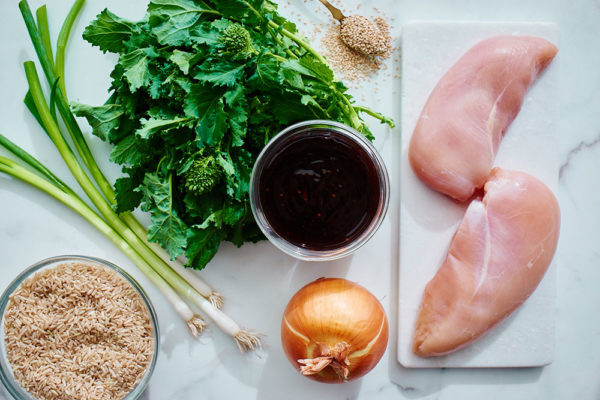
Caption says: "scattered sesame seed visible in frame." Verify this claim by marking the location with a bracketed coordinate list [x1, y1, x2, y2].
[320, 15, 394, 84]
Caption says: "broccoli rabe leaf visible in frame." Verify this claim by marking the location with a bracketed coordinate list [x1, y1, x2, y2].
[248, 56, 282, 89]
[198, 202, 244, 229]
[148, 0, 218, 46]
[113, 174, 144, 213]
[227, 104, 248, 146]
[297, 55, 335, 82]
[135, 116, 192, 139]
[189, 23, 221, 47]
[185, 225, 226, 270]
[140, 173, 188, 259]
[82, 9, 138, 54]
[194, 61, 246, 87]
[213, 0, 264, 25]
[183, 84, 227, 146]
[71, 102, 123, 141]
[229, 148, 253, 201]
[109, 135, 146, 166]
[119, 47, 158, 92]
[169, 50, 200, 75]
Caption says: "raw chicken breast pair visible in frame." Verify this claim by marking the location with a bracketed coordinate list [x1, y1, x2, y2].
[408, 36, 560, 357]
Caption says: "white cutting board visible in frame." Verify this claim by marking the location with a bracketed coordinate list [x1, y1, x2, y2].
[398, 22, 559, 368]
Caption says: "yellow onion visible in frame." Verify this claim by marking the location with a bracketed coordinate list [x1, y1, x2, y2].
[281, 278, 388, 383]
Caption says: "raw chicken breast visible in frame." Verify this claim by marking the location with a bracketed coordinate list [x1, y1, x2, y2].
[409, 36, 557, 201]
[413, 168, 560, 357]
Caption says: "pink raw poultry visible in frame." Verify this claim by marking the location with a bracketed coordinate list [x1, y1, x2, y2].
[413, 168, 560, 357]
[409, 36, 557, 202]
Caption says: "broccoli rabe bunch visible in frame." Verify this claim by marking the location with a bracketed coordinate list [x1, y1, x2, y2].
[74, 0, 393, 270]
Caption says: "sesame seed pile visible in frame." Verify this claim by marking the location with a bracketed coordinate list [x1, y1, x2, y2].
[340, 15, 390, 56]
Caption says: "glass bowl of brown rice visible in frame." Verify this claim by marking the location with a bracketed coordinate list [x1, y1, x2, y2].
[0, 255, 159, 400]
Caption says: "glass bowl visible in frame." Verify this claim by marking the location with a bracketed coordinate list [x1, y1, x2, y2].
[249, 120, 390, 261]
[0, 255, 160, 400]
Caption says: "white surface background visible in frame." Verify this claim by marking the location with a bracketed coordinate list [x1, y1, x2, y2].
[0, 0, 599, 399]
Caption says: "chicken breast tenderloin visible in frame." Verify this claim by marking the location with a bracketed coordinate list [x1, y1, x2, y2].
[413, 168, 560, 357]
[408, 36, 558, 202]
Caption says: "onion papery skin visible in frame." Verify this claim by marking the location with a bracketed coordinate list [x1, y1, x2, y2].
[281, 278, 389, 383]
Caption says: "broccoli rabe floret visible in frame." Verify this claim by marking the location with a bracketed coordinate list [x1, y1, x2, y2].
[184, 156, 221, 196]
[220, 23, 257, 58]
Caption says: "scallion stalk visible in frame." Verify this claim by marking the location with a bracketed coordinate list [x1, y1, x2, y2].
[35, 5, 54, 70]
[54, 0, 84, 100]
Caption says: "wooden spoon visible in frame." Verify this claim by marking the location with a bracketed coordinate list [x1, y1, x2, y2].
[317, 0, 346, 22]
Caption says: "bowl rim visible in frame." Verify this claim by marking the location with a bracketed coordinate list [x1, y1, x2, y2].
[0, 255, 160, 400]
[249, 120, 390, 261]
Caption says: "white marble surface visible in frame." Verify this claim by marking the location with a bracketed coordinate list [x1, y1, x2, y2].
[0, 0, 599, 399]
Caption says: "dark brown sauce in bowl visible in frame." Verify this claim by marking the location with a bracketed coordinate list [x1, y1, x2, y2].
[259, 131, 379, 250]
[250, 120, 389, 260]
